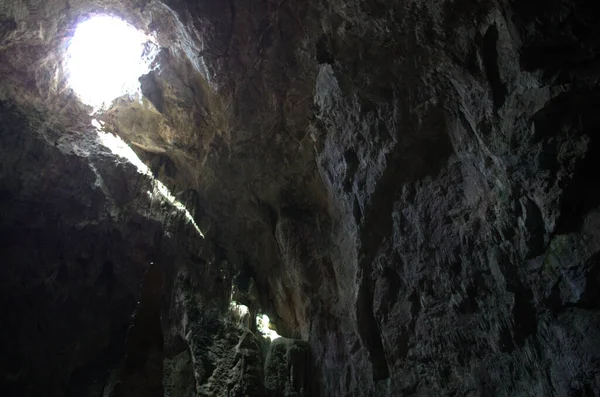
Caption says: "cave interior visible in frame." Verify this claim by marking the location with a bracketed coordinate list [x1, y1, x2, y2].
[1, 0, 600, 396]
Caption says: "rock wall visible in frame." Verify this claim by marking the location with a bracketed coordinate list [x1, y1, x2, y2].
[0, 99, 197, 396]
[1, 0, 600, 396]
[310, 1, 600, 395]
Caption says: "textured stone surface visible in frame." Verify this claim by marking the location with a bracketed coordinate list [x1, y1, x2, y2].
[264, 338, 312, 397]
[0, 99, 200, 396]
[309, 1, 600, 395]
[1, 0, 600, 396]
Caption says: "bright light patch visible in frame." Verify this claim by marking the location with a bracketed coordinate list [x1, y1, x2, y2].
[257, 314, 282, 341]
[230, 301, 250, 319]
[93, 119, 204, 238]
[67, 15, 157, 109]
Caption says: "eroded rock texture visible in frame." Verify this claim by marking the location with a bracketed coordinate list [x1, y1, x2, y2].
[1, 0, 600, 396]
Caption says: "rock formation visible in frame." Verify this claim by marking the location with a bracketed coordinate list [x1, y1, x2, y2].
[1, 0, 599, 396]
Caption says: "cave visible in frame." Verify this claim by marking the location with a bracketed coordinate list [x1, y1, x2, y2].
[1, 0, 600, 396]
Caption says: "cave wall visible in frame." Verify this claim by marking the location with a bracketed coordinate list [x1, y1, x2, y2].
[310, 1, 600, 394]
[1, 0, 600, 396]
[127, 1, 600, 395]
[0, 99, 200, 396]
[0, 99, 309, 396]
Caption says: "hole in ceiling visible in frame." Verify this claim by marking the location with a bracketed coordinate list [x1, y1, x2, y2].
[66, 15, 158, 110]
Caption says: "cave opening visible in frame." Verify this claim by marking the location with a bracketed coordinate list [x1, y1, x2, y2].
[63, 14, 203, 238]
[66, 14, 158, 111]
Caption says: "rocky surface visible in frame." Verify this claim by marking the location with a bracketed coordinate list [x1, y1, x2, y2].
[0, 98, 186, 396]
[2, 0, 600, 396]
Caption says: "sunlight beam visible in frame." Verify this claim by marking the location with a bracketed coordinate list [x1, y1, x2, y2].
[92, 119, 204, 238]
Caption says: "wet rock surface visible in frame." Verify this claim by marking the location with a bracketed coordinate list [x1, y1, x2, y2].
[1, 0, 600, 396]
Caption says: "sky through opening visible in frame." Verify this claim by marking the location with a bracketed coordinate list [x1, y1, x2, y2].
[67, 15, 157, 110]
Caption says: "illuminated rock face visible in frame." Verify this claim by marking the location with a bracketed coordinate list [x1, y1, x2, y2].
[1, 0, 600, 396]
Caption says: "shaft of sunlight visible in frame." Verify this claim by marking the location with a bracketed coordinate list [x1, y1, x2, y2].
[92, 119, 204, 238]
